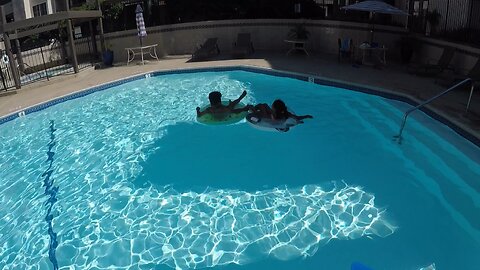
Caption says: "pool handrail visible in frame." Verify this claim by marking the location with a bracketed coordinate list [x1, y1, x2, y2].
[394, 78, 472, 143]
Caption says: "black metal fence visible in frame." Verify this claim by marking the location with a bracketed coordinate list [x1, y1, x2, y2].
[410, 0, 480, 46]
[100, 0, 477, 47]
[0, 27, 97, 91]
[0, 54, 18, 91]
[75, 35, 97, 70]
[16, 40, 73, 86]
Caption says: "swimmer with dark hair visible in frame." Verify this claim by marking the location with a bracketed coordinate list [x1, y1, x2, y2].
[252, 99, 313, 121]
[196, 90, 252, 119]
[249, 99, 313, 132]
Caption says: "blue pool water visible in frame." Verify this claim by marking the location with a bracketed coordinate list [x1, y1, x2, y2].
[0, 70, 479, 270]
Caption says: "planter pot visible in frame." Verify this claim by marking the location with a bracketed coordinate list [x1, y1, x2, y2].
[103, 50, 114, 66]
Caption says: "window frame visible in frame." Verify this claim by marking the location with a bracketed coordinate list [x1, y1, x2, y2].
[32, 2, 48, 17]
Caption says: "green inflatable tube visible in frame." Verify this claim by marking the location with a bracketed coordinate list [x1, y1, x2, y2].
[197, 101, 248, 125]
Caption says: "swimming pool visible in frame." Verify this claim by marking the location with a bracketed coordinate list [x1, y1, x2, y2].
[0, 68, 479, 270]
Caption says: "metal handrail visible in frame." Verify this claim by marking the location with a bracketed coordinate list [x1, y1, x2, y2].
[394, 78, 472, 143]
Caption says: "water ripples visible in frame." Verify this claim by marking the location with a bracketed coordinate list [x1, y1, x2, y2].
[0, 73, 395, 269]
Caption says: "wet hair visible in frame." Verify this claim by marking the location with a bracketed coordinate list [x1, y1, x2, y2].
[208, 91, 222, 106]
[272, 99, 288, 119]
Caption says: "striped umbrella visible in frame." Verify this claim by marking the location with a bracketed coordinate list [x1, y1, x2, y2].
[341, 0, 409, 43]
[341, 0, 409, 15]
[135, 4, 147, 46]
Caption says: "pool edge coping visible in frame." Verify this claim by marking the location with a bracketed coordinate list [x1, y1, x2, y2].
[0, 65, 478, 147]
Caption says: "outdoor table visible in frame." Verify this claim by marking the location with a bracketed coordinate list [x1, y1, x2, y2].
[284, 39, 309, 56]
[359, 43, 387, 66]
[125, 44, 159, 65]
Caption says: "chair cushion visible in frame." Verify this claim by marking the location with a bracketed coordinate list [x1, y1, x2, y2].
[340, 38, 351, 51]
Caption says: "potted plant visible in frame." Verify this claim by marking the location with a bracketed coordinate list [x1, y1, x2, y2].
[288, 24, 310, 40]
[102, 43, 114, 66]
[425, 10, 441, 36]
[397, 35, 415, 64]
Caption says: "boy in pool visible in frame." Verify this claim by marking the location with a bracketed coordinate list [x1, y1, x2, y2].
[196, 90, 252, 118]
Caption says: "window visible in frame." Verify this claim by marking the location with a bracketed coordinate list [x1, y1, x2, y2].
[33, 2, 48, 17]
[413, 0, 428, 16]
[6, 13, 14, 23]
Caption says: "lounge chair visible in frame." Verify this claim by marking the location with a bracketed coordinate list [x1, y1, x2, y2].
[436, 58, 480, 87]
[191, 38, 220, 61]
[338, 38, 354, 62]
[460, 59, 480, 112]
[434, 58, 479, 112]
[408, 47, 455, 77]
[232, 33, 254, 58]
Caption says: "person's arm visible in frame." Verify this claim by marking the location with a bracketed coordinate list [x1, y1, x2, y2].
[196, 107, 210, 117]
[231, 105, 253, 114]
[288, 112, 313, 121]
[253, 103, 272, 116]
[228, 90, 247, 108]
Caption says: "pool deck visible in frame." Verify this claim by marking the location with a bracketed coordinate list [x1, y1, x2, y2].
[0, 52, 479, 142]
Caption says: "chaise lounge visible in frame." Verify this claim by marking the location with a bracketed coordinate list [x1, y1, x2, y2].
[232, 33, 254, 58]
[408, 47, 455, 77]
[191, 38, 220, 61]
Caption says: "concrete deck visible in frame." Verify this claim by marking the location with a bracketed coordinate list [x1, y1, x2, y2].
[0, 52, 479, 141]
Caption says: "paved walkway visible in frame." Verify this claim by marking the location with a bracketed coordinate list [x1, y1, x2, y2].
[0, 53, 479, 141]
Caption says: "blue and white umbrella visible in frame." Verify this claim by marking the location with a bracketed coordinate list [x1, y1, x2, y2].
[341, 0, 409, 43]
[341, 0, 409, 15]
[136, 4, 147, 46]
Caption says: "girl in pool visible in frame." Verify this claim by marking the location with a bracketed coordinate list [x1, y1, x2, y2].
[250, 99, 313, 132]
[252, 99, 313, 121]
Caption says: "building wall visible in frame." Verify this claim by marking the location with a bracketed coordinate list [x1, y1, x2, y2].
[23, 0, 32, 18]
[393, 0, 410, 26]
[30, 0, 54, 15]
[12, 0, 27, 21]
[2, 3, 13, 15]
[2, 0, 55, 22]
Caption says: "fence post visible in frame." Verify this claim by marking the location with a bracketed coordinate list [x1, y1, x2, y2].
[89, 20, 98, 60]
[14, 31, 25, 73]
[0, 6, 21, 89]
[97, 0, 106, 61]
[443, 0, 450, 35]
[40, 46, 49, 81]
[86, 36, 93, 65]
[0, 63, 7, 91]
[466, 0, 474, 42]
[65, 0, 79, 73]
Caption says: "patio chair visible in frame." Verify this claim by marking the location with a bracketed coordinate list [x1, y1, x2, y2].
[338, 38, 354, 62]
[408, 47, 455, 77]
[232, 33, 254, 58]
[191, 38, 220, 61]
[436, 58, 480, 87]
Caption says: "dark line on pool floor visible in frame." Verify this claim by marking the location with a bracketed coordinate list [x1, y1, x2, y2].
[42, 120, 59, 270]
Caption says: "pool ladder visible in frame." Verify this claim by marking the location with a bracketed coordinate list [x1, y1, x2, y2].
[394, 78, 472, 143]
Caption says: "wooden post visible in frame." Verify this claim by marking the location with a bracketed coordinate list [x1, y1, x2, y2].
[14, 31, 25, 73]
[97, 0, 106, 55]
[0, 6, 20, 89]
[65, 0, 79, 73]
[67, 19, 79, 73]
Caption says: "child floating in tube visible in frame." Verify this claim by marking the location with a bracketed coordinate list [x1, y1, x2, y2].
[249, 99, 313, 132]
[196, 90, 252, 119]
[252, 99, 313, 121]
